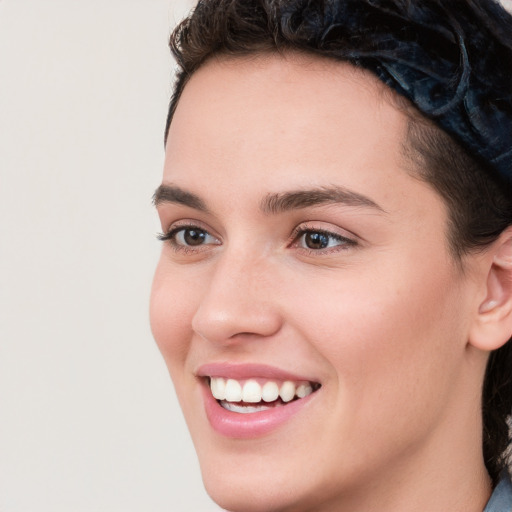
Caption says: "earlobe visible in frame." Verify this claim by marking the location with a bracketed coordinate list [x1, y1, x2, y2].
[470, 231, 512, 352]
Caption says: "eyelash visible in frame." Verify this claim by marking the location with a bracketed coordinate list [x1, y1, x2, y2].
[289, 225, 357, 254]
[157, 224, 357, 255]
[157, 224, 219, 253]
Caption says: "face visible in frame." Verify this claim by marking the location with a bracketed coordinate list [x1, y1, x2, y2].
[151, 54, 482, 512]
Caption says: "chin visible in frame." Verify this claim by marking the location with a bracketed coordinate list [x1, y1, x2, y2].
[195, 442, 344, 512]
[202, 471, 307, 512]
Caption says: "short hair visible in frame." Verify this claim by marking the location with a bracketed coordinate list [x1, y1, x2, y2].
[164, 0, 512, 483]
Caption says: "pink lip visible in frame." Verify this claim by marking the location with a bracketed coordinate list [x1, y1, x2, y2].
[197, 363, 319, 439]
[197, 362, 315, 382]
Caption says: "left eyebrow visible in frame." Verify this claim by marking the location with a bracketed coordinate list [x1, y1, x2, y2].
[260, 186, 385, 214]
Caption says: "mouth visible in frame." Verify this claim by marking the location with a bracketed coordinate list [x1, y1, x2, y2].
[197, 363, 322, 437]
[208, 376, 321, 414]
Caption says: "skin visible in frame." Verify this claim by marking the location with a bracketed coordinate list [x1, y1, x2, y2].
[150, 54, 497, 512]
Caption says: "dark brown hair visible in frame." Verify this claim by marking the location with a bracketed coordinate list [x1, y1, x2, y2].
[164, 0, 512, 483]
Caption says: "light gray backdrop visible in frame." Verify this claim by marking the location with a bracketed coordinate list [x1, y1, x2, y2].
[0, 1, 221, 510]
[2, 1, 511, 511]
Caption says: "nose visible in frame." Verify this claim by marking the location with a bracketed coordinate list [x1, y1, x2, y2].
[191, 250, 283, 345]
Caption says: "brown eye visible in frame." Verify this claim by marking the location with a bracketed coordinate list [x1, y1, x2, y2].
[165, 226, 220, 249]
[158, 225, 221, 249]
[295, 229, 355, 252]
[181, 228, 207, 246]
[304, 232, 330, 249]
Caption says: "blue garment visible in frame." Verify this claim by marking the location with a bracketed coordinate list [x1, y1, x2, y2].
[484, 472, 512, 512]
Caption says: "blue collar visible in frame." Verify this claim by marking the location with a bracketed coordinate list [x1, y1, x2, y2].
[484, 472, 512, 512]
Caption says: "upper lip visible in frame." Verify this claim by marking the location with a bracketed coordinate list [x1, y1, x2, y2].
[196, 362, 319, 383]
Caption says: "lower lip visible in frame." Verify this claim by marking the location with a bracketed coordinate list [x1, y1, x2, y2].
[201, 382, 317, 439]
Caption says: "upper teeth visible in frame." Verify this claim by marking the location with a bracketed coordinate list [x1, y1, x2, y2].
[209, 377, 314, 403]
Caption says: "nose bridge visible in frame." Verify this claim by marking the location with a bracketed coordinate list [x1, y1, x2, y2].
[191, 245, 282, 343]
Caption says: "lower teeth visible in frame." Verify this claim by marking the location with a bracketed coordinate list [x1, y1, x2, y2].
[220, 400, 284, 414]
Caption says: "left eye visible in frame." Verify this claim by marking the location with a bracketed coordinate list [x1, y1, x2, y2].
[296, 230, 352, 250]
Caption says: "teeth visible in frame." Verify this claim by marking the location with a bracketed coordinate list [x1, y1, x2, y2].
[279, 381, 295, 402]
[221, 401, 280, 414]
[224, 379, 242, 402]
[296, 383, 313, 398]
[242, 379, 262, 403]
[209, 377, 316, 405]
[262, 381, 279, 402]
[210, 376, 226, 400]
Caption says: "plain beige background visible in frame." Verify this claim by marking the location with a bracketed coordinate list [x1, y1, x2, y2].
[2, 1, 511, 511]
[0, 0, 221, 510]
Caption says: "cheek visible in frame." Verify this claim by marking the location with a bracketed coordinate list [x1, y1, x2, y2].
[285, 252, 467, 433]
[149, 259, 197, 374]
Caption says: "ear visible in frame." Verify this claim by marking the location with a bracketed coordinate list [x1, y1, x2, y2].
[469, 228, 512, 351]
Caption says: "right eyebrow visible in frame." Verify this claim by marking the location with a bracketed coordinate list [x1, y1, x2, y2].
[152, 184, 209, 212]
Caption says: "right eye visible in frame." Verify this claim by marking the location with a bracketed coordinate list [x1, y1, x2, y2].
[158, 226, 220, 250]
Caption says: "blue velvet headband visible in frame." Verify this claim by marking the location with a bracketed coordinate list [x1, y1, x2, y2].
[280, 0, 512, 185]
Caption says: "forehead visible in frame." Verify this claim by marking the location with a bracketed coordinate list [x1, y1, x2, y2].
[170, 52, 403, 138]
[169, 53, 406, 159]
[181, 51, 394, 107]
[165, 52, 411, 190]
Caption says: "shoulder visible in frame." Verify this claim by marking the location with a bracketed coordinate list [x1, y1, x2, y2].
[484, 471, 512, 512]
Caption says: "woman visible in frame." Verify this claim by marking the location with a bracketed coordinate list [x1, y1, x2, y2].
[150, 1, 512, 510]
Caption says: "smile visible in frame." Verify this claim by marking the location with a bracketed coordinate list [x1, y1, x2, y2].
[198, 364, 321, 438]
[209, 377, 319, 414]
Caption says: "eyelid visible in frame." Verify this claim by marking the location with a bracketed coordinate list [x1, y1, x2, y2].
[289, 222, 358, 253]
[157, 219, 358, 256]
[158, 218, 219, 238]
[157, 220, 221, 250]
[290, 222, 357, 240]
